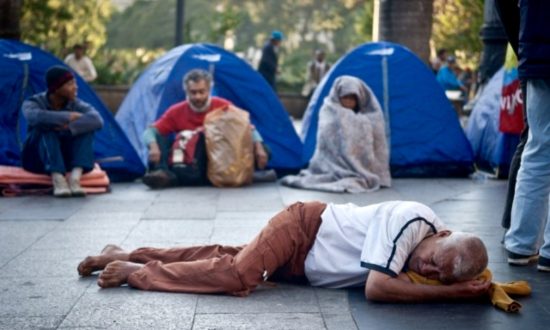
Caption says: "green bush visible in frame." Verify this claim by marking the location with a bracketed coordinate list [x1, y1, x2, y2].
[93, 48, 165, 85]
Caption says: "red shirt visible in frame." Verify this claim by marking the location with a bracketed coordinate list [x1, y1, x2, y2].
[153, 97, 232, 135]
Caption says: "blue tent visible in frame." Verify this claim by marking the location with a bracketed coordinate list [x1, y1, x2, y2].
[116, 43, 303, 171]
[0, 39, 145, 181]
[302, 42, 474, 177]
[465, 67, 519, 177]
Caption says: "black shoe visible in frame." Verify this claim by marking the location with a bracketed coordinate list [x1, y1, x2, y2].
[142, 170, 176, 189]
[507, 251, 538, 266]
[538, 256, 550, 272]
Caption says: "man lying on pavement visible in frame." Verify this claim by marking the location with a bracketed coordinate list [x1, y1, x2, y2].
[78, 200, 490, 301]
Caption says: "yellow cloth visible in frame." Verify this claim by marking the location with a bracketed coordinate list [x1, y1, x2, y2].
[406, 269, 531, 313]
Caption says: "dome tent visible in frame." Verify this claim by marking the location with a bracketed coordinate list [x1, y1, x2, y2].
[465, 67, 520, 177]
[115, 43, 304, 171]
[301, 42, 474, 177]
[0, 39, 145, 181]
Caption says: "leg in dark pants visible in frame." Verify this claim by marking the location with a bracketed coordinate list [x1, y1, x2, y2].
[22, 130, 95, 174]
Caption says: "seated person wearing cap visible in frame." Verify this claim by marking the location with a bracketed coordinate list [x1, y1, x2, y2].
[21, 66, 104, 197]
[142, 69, 269, 189]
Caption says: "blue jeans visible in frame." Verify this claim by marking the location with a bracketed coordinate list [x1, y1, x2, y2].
[505, 79, 550, 258]
[22, 129, 95, 174]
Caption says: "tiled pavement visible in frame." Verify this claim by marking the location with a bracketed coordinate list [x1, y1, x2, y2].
[0, 177, 548, 329]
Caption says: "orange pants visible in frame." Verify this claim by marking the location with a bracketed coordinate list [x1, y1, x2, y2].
[127, 201, 326, 296]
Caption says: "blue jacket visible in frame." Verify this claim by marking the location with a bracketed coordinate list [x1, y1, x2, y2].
[436, 66, 464, 91]
[22, 92, 104, 136]
[518, 0, 550, 79]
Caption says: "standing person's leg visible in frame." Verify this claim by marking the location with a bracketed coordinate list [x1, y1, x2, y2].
[99, 202, 326, 296]
[502, 81, 528, 229]
[505, 79, 550, 264]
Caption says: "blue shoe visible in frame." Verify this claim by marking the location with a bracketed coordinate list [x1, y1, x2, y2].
[538, 256, 550, 272]
[507, 251, 538, 266]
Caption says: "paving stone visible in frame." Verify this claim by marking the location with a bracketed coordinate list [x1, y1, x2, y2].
[60, 288, 196, 329]
[196, 284, 318, 314]
[0, 254, 82, 279]
[0, 277, 89, 317]
[29, 228, 130, 252]
[209, 226, 262, 245]
[126, 220, 213, 242]
[192, 313, 325, 330]
[144, 200, 217, 220]
[217, 185, 284, 211]
[0, 196, 84, 221]
[156, 186, 220, 202]
[278, 185, 348, 205]
[0, 316, 63, 330]
[78, 199, 153, 213]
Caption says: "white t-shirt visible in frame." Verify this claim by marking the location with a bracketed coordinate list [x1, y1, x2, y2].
[304, 201, 445, 288]
[64, 54, 97, 82]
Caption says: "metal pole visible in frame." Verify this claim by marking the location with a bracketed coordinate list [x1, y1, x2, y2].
[175, 0, 185, 46]
[478, 0, 508, 85]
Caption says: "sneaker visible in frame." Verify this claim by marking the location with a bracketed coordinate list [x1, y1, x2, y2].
[507, 251, 539, 266]
[69, 178, 86, 197]
[538, 256, 550, 272]
[142, 170, 175, 189]
[52, 173, 71, 198]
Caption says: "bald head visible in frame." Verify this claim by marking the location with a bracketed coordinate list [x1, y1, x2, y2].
[438, 232, 488, 283]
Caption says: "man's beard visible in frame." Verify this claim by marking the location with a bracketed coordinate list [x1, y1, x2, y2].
[188, 96, 211, 113]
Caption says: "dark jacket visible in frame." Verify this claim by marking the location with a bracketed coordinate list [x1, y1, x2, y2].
[258, 42, 278, 87]
[494, 0, 520, 55]
[518, 0, 550, 79]
[22, 92, 104, 136]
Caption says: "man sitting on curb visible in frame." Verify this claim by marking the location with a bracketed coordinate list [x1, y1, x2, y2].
[142, 69, 269, 189]
[78, 200, 490, 301]
[21, 66, 103, 197]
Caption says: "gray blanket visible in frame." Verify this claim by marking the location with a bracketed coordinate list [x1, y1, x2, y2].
[281, 76, 391, 193]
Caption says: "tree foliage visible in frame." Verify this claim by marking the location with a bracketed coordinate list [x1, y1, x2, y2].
[432, 0, 484, 66]
[20, 0, 113, 57]
[106, 0, 374, 89]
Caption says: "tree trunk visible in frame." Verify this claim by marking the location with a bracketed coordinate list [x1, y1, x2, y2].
[375, 0, 433, 64]
[0, 0, 22, 40]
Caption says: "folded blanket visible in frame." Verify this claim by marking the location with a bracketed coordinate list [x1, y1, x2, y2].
[406, 269, 531, 313]
[281, 76, 391, 193]
[0, 164, 110, 196]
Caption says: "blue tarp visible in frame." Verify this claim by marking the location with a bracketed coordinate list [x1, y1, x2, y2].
[302, 42, 474, 177]
[0, 39, 145, 181]
[116, 43, 304, 170]
[465, 67, 519, 176]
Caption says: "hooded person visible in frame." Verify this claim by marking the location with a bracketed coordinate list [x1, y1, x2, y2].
[281, 75, 391, 193]
[21, 65, 104, 197]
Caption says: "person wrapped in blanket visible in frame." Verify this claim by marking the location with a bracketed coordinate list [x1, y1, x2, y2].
[21, 66, 104, 197]
[141, 69, 269, 189]
[282, 75, 391, 193]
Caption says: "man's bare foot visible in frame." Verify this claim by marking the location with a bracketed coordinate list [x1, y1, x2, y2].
[97, 261, 143, 288]
[77, 244, 130, 277]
